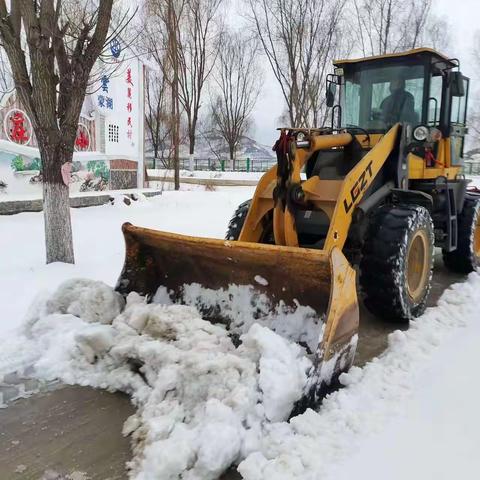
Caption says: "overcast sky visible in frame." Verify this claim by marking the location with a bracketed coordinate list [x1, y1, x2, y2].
[250, 0, 480, 146]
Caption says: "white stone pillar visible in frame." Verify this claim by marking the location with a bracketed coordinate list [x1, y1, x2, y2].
[137, 60, 146, 188]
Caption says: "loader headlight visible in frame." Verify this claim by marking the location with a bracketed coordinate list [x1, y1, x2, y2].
[430, 128, 442, 142]
[296, 131, 310, 148]
[413, 125, 429, 142]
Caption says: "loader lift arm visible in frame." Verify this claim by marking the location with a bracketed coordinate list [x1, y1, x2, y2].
[239, 123, 400, 252]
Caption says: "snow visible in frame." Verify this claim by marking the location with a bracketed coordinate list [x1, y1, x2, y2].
[178, 283, 323, 353]
[10, 280, 311, 480]
[2, 183, 480, 479]
[242, 324, 311, 422]
[254, 275, 269, 286]
[468, 175, 480, 188]
[238, 272, 480, 480]
[45, 278, 125, 324]
[0, 187, 254, 336]
[148, 169, 265, 182]
[4, 247, 480, 480]
[0, 187, 163, 202]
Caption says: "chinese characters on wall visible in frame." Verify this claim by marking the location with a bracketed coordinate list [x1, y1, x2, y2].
[126, 67, 134, 142]
[97, 75, 114, 111]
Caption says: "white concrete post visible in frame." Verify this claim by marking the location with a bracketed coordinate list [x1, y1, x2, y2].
[137, 60, 146, 188]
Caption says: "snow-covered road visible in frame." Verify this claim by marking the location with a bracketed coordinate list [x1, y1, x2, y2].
[329, 306, 480, 480]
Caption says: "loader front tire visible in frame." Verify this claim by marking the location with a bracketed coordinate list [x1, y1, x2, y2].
[360, 205, 434, 322]
[442, 197, 480, 273]
[225, 200, 252, 240]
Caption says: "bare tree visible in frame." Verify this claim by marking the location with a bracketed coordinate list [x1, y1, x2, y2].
[177, 0, 223, 168]
[0, 46, 12, 102]
[351, 0, 448, 56]
[0, 1, 120, 263]
[143, 0, 185, 189]
[163, 0, 181, 188]
[143, 0, 221, 177]
[247, 0, 345, 128]
[145, 69, 173, 168]
[210, 33, 262, 164]
[423, 15, 451, 53]
[467, 32, 480, 148]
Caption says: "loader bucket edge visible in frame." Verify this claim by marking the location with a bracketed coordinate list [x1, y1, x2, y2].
[116, 222, 334, 312]
[294, 248, 359, 413]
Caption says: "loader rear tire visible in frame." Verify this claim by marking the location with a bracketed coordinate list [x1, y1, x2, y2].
[442, 197, 480, 273]
[360, 205, 434, 322]
[225, 200, 252, 240]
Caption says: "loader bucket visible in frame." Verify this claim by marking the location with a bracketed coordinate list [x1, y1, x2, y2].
[116, 222, 359, 409]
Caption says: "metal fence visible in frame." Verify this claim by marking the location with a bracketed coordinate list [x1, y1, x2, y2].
[463, 162, 480, 176]
[145, 156, 276, 172]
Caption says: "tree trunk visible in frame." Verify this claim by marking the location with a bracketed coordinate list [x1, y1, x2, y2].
[188, 131, 195, 171]
[153, 145, 159, 169]
[41, 145, 74, 264]
[229, 144, 235, 171]
[172, 80, 180, 189]
[174, 90, 180, 189]
[168, 0, 180, 191]
[189, 129, 195, 156]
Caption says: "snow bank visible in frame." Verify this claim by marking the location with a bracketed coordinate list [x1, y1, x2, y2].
[238, 271, 480, 480]
[18, 279, 312, 480]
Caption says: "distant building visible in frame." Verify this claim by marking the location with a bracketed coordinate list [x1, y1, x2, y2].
[0, 45, 145, 197]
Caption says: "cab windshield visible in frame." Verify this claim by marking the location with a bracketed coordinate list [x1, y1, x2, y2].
[341, 62, 426, 132]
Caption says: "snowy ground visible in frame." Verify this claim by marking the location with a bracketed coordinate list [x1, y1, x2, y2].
[1, 185, 480, 479]
[0, 187, 254, 335]
[468, 175, 480, 188]
[147, 169, 265, 182]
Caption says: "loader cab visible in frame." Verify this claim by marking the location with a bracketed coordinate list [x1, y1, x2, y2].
[329, 48, 469, 154]
[301, 49, 470, 249]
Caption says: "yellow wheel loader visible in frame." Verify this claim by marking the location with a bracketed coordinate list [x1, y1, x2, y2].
[117, 48, 480, 411]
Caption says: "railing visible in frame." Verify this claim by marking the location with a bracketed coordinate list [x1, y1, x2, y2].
[463, 162, 480, 176]
[146, 156, 276, 172]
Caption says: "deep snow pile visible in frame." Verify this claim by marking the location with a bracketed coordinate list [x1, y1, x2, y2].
[20, 279, 311, 480]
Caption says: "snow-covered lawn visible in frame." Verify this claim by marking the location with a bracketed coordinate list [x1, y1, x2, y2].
[468, 175, 480, 188]
[147, 169, 265, 181]
[1, 186, 480, 479]
[0, 187, 254, 335]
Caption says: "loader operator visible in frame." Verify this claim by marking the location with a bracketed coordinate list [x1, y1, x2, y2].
[380, 78, 417, 126]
